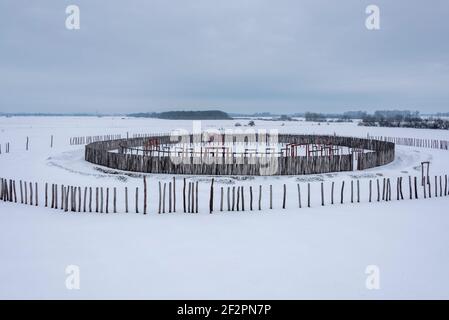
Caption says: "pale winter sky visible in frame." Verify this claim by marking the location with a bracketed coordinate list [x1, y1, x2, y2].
[1, 0, 449, 114]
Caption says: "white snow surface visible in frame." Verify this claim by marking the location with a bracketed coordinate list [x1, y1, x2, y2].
[0, 117, 449, 299]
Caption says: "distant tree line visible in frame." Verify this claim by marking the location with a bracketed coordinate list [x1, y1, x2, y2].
[360, 110, 449, 130]
[128, 110, 232, 120]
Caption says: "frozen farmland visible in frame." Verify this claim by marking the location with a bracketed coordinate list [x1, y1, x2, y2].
[1, 116, 449, 299]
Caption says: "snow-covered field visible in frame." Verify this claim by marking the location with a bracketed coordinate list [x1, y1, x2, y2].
[1, 116, 449, 299]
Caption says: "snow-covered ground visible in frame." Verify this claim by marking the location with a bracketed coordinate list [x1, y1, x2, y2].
[1, 116, 449, 299]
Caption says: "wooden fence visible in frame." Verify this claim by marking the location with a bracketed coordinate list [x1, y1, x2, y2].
[1, 174, 447, 215]
[368, 135, 449, 150]
[70, 134, 123, 146]
[85, 134, 395, 176]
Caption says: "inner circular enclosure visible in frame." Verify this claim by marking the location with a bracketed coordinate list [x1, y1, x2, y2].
[85, 133, 395, 176]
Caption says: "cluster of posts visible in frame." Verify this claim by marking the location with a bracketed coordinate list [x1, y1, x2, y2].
[369, 135, 449, 150]
[0, 143, 11, 154]
[69, 134, 122, 146]
[2, 173, 448, 214]
[86, 134, 395, 175]
[0, 137, 37, 152]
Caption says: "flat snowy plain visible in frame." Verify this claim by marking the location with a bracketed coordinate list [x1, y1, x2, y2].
[0, 116, 448, 299]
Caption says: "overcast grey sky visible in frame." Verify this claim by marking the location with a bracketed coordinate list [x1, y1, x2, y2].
[1, 0, 448, 114]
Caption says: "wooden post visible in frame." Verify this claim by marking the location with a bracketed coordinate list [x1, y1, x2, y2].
[399, 177, 404, 200]
[220, 187, 224, 212]
[382, 178, 386, 201]
[377, 179, 380, 202]
[227, 186, 231, 211]
[87, 187, 91, 212]
[125, 187, 128, 213]
[341, 181, 345, 204]
[55, 184, 58, 209]
[357, 180, 360, 203]
[434, 176, 438, 197]
[388, 178, 392, 201]
[78, 186, 81, 212]
[51, 184, 54, 208]
[163, 183, 166, 213]
[232, 186, 235, 211]
[183, 178, 186, 213]
[71, 186, 75, 211]
[45, 183, 48, 207]
[12, 180, 17, 203]
[29, 182, 33, 206]
[191, 182, 195, 213]
[158, 182, 162, 214]
[100, 187, 104, 213]
[73, 185, 77, 210]
[169, 182, 172, 213]
[173, 177, 176, 212]
[70, 186, 74, 212]
[236, 186, 240, 211]
[95, 187, 99, 212]
[209, 178, 214, 214]
[307, 183, 311, 208]
[270, 185, 273, 209]
[59, 186, 63, 210]
[414, 176, 418, 199]
[9, 180, 13, 202]
[5, 180, 8, 201]
[258, 185, 262, 211]
[297, 184, 301, 208]
[369, 180, 372, 202]
[249, 186, 253, 211]
[135, 187, 139, 213]
[113, 187, 117, 213]
[283, 184, 287, 209]
[409, 176, 412, 200]
[241, 186, 245, 211]
[106, 188, 109, 213]
[350, 180, 354, 203]
[321, 182, 324, 206]
[69, 186, 76, 211]
[65, 187, 69, 212]
[440, 176, 443, 197]
[143, 176, 147, 215]
[4, 179, 8, 202]
[396, 178, 400, 200]
[189, 182, 193, 213]
[195, 181, 199, 213]
[24, 181, 28, 205]
[60, 184, 64, 210]
[187, 182, 191, 213]
[386, 179, 390, 201]
[20, 180, 23, 204]
[11, 180, 13, 203]
[83, 187, 87, 212]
